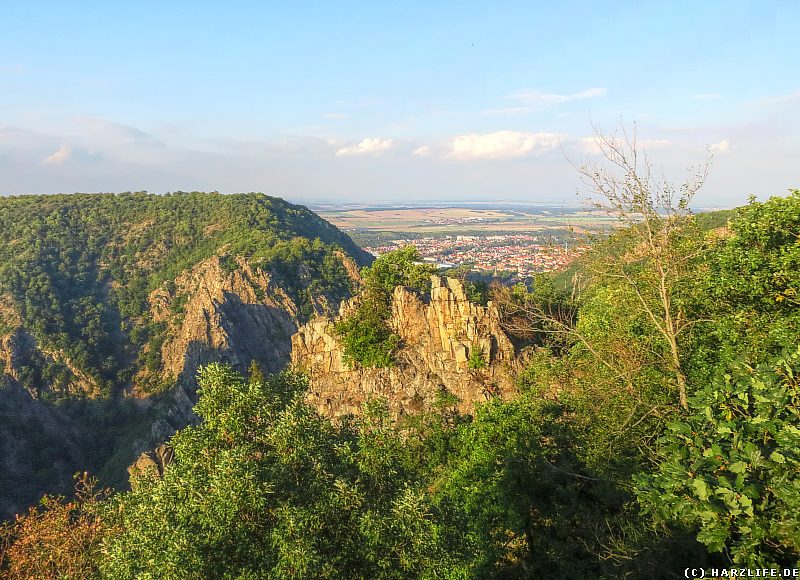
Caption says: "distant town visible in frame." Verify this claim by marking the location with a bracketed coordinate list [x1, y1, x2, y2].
[364, 234, 588, 277]
[315, 204, 602, 278]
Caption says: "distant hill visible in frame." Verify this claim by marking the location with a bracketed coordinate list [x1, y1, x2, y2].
[0, 191, 370, 516]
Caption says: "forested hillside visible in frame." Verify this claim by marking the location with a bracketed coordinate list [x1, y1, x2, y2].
[2, 190, 798, 578]
[0, 192, 369, 517]
[0, 191, 367, 396]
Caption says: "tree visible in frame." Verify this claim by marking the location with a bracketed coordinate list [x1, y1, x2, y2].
[360, 246, 436, 296]
[575, 124, 711, 410]
[0, 474, 110, 579]
[636, 347, 800, 567]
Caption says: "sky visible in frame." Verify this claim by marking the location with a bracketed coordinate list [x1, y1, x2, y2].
[1, 0, 798, 207]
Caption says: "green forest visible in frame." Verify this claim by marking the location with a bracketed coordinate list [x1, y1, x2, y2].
[0, 192, 369, 523]
[0, 191, 367, 396]
[1, 188, 798, 578]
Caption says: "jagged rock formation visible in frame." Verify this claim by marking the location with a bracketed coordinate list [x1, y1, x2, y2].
[292, 275, 519, 419]
[147, 256, 299, 389]
[127, 255, 306, 467]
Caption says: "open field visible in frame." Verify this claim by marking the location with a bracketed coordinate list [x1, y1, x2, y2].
[316, 206, 617, 242]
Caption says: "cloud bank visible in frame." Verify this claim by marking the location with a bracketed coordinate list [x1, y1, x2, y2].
[450, 131, 561, 160]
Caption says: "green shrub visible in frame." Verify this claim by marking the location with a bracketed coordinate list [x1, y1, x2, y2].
[334, 247, 435, 369]
[636, 347, 800, 567]
[334, 294, 400, 368]
[467, 345, 487, 370]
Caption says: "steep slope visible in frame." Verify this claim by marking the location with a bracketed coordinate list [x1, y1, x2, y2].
[0, 191, 368, 397]
[0, 192, 369, 517]
[142, 255, 299, 389]
[292, 275, 520, 419]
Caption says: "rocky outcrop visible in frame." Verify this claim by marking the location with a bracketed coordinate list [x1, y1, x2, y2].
[142, 255, 299, 394]
[126, 255, 308, 467]
[292, 276, 519, 419]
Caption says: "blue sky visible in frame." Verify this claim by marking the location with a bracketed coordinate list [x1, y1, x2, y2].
[1, 0, 798, 206]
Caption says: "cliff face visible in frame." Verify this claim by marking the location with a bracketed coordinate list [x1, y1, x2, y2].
[0, 256, 300, 403]
[141, 255, 299, 389]
[0, 255, 305, 431]
[292, 276, 519, 419]
[130, 255, 305, 455]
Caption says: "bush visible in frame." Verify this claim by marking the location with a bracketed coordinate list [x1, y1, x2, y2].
[0, 474, 110, 579]
[636, 347, 800, 567]
[467, 345, 487, 370]
[334, 247, 435, 369]
[334, 294, 400, 368]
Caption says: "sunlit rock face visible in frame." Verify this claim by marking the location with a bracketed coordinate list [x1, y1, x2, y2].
[292, 275, 519, 420]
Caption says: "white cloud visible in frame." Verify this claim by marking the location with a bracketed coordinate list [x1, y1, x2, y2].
[43, 144, 72, 165]
[513, 87, 607, 106]
[710, 139, 731, 153]
[336, 137, 393, 157]
[323, 112, 350, 120]
[412, 145, 431, 157]
[484, 87, 607, 115]
[72, 116, 152, 143]
[450, 131, 561, 160]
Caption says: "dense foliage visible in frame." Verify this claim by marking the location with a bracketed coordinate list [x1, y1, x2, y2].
[335, 247, 435, 368]
[100, 365, 467, 578]
[1, 365, 629, 578]
[0, 191, 367, 397]
[637, 348, 800, 567]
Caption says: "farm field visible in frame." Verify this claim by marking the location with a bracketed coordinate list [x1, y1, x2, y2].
[315, 204, 617, 243]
